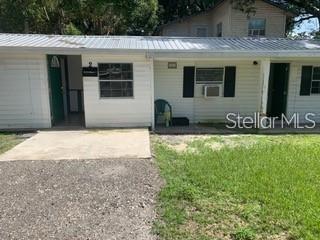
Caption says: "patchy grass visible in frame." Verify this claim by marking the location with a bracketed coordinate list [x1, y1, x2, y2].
[0, 132, 23, 154]
[153, 135, 320, 240]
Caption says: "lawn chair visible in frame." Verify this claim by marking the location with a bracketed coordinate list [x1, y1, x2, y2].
[155, 99, 172, 127]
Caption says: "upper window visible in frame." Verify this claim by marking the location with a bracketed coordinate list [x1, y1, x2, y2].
[217, 22, 222, 37]
[196, 27, 208, 37]
[312, 67, 320, 94]
[248, 18, 266, 37]
[196, 68, 224, 84]
[98, 63, 133, 98]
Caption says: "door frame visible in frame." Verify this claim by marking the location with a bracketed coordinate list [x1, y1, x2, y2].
[267, 63, 290, 118]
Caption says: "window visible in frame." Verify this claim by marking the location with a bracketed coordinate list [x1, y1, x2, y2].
[196, 27, 208, 37]
[196, 68, 224, 84]
[217, 22, 222, 37]
[312, 67, 320, 94]
[98, 63, 133, 98]
[248, 18, 266, 37]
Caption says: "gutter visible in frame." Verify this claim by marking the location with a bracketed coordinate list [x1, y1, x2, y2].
[1, 46, 320, 59]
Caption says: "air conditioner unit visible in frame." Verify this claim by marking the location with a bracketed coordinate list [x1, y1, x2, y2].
[203, 85, 221, 98]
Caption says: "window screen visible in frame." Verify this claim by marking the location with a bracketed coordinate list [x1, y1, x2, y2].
[248, 18, 266, 37]
[196, 68, 224, 84]
[196, 27, 208, 37]
[217, 22, 222, 37]
[98, 63, 133, 97]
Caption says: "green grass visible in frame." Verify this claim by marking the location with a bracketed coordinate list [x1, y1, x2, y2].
[153, 135, 320, 240]
[0, 132, 22, 154]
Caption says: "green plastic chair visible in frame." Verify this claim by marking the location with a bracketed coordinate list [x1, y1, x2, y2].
[155, 99, 172, 126]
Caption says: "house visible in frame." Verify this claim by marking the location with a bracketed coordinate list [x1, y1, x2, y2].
[0, 33, 320, 130]
[159, 0, 295, 38]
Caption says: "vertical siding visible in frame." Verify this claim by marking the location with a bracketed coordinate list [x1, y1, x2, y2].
[287, 62, 320, 123]
[82, 54, 152, 127]
[154, 60, 260, 123]
[0, 53, 51, 129]
[230, 0, 286, 37]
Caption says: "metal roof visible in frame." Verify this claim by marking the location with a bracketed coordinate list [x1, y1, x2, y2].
[1, 34, 320, 57]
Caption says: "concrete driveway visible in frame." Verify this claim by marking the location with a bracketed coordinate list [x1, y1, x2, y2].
[0, 129, 161, 239]
[0, 129, 151, 161]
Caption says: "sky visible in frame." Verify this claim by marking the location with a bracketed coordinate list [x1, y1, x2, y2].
[293, 17, 319, 35]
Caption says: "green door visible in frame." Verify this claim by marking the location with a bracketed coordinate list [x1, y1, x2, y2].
[47, 55, 64, 124]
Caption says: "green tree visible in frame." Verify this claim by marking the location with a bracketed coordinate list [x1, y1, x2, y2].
[0, 0, 158, 35]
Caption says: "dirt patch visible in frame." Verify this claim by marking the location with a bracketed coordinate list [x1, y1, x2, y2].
[154, 134, 262, 153]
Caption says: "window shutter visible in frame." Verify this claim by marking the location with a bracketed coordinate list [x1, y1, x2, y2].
[300, 66, 312, 96]
[224, 66, 236, 97]
[183, 66, 195, 98]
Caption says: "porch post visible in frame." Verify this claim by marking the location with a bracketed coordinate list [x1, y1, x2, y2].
[150, 57, 155, 130]
[259, 59, 271, 116]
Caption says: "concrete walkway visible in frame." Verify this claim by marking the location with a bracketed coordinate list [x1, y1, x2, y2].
[0, 129, 151, 161]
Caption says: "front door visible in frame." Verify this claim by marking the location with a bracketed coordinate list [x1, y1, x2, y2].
[47, 55, 64, 125]
[267, 63, 290, 118]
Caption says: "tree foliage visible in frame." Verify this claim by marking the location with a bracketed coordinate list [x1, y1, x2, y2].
[0, 0, 158, 35]
[0, 0, 320, 36]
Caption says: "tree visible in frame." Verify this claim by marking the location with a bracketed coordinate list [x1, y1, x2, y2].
[0, 0, 158, 35]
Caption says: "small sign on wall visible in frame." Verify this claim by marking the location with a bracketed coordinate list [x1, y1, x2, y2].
[168, 62, 177, 69]
[82, 62, 98, 77]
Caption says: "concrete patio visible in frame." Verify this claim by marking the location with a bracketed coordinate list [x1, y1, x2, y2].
[0, 129, 151, 161]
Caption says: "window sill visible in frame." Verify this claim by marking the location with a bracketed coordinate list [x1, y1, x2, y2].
[99, 97, 135, 100]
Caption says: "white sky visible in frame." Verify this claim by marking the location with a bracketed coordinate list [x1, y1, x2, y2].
[293, 17, 319, 35]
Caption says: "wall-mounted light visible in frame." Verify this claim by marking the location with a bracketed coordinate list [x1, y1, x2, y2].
[253, 61, 258, 66]
[50, 56, 60, 68]
[168, 62, 177, 69]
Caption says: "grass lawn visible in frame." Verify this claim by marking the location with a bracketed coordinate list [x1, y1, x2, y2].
[153, 135, 320, 240]
[0, 132, 23, 155]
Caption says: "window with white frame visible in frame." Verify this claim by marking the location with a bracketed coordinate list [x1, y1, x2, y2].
[217, 22, 222, 37]
[98, 63, 133, 98]
[312, 67, 320, 94]
[196, 27, 208, 37]
[248, 18, 266, 37]
[196, 68, 224, 84]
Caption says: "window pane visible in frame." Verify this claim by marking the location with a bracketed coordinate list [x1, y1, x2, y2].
[313, 67, 320, 80]
[249, 19, 265, 29]
[196, 28, 207, 37]
[248, 19, 266, 36]
[100, 81, 133, 97]
[311, 81, 320, 94]
[98, 63, 133, 80]
[196, 68, 224, 83]
[217, 23, 222, 37]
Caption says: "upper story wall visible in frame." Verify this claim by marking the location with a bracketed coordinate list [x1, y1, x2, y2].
[230, 0, 287, 37]
[160, 0, 289, 38]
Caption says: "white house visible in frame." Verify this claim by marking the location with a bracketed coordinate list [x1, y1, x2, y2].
[0, 34, 320, 130]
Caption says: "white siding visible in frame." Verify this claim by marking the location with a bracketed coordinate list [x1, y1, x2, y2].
[82, 54, 152, 127]
[287, 62, 320, 123]
[154, 60, 260, 123]
[211, 0, 231, 37]
[0, 53, 51, 129]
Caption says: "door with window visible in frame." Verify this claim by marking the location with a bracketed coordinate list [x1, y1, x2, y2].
[267, 63, 290, 118]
